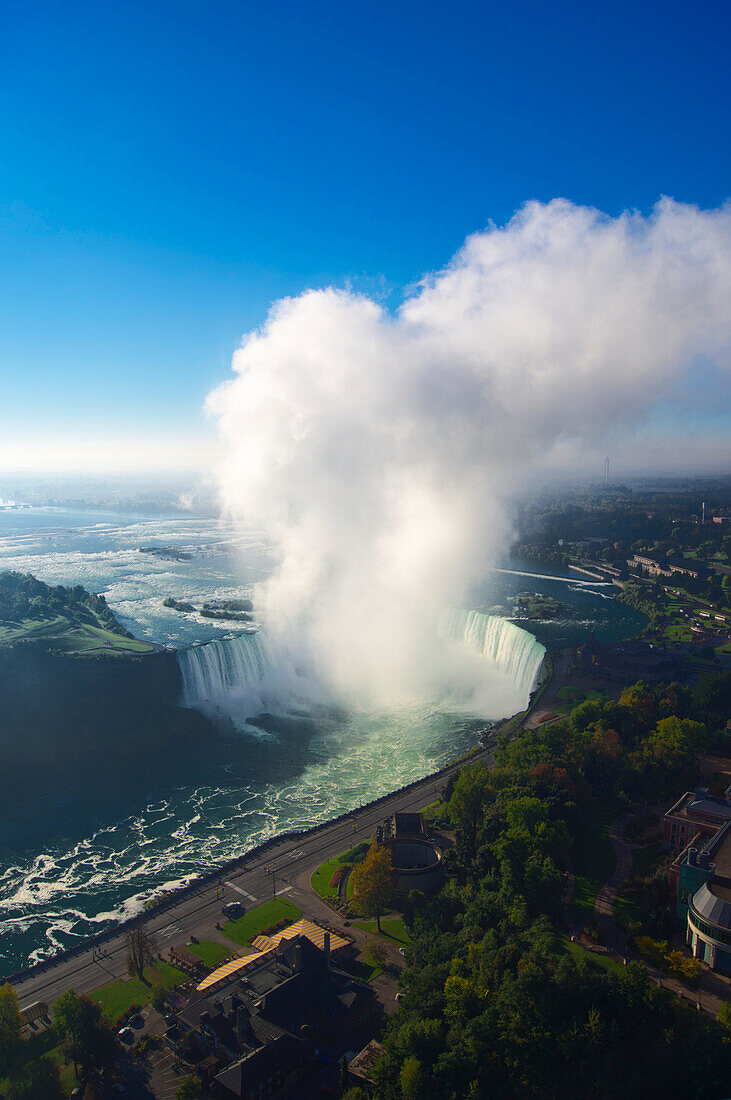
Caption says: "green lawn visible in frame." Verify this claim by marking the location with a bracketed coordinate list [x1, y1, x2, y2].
[311, 854, 346, 901]
[90, 960, 187, 1020]
[354, 918, 411, 945]
[222, 898, 301, 947]
[0, 613, 154, 655]
[569, 804, 617, 927]
[311, 842, 369, 902]
[558, 932, 626, 976]
[185, 939, 234, 968]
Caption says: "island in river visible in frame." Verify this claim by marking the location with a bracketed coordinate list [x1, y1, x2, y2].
[0, 571, 212, 775]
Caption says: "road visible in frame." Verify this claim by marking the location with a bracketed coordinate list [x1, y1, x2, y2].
[10, 747, 487, 1011]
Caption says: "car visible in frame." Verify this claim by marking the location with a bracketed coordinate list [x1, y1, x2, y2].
[222, 901, 245, 918]
[117, 1026, 135, 1044]
[111, 1085, 128, 1096]
[128, 1013, 144, 1029]
[398, 947, 406, 956]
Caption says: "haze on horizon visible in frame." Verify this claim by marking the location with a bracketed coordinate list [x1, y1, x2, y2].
[0, 0, 729, 480]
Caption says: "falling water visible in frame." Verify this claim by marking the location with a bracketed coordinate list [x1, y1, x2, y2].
[440, 608, 546, 700]
[179, 632, 274, 708]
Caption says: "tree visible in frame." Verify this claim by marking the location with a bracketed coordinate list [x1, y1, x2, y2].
[400, 1056, 423, 1100]
[6, 1056, 65, 1100]
[126, 925, 157, 979]
[151, 983, 167, 1012]
[350, 842, 394, 932]
[446, 763, 492, 834]
[0, 983, 23, 1073]
[53, 990, 116, 1082]
[176, 1074, 203, 1099]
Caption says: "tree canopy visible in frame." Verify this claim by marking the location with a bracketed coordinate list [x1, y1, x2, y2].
[351, 842, 395, 932]
[373, 677, 731, 1098]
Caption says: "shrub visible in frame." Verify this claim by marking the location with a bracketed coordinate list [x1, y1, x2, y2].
[330, 865, 347, 889]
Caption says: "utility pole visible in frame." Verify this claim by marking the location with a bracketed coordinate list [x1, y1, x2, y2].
[267, 863, 276, 897]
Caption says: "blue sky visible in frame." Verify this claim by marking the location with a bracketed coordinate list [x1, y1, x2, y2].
[1, 0, 729, 471]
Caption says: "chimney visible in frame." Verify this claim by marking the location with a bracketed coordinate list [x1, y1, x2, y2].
[688, 848, 697, 866]
[323, 931, 330, 970]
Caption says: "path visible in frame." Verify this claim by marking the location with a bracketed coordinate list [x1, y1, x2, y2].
[593, 812, 634, 953]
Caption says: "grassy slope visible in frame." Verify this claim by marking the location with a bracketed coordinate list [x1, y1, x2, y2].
[0, 613, 154, 656]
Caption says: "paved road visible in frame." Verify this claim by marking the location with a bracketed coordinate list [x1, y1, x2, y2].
[10, 749, 486, 1011]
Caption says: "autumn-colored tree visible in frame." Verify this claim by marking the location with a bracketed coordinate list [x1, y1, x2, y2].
[350, 842, 394, 932]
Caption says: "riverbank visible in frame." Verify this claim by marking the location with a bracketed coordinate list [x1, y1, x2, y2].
[4, 648, 554, 989]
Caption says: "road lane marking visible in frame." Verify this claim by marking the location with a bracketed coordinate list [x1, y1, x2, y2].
[225, 881, 257, 902]
[157, 923, 182, 940]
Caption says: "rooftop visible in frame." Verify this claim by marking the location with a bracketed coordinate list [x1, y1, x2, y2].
[197, 919, 350, 992]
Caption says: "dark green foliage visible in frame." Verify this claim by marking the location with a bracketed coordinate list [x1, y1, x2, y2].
[0, 983, 23, 1073]
[5, 1056, 64, 1099]
[375, 679, 731, 1098]
[0, 571, 131, 636]
[52, 989, 117, 1082]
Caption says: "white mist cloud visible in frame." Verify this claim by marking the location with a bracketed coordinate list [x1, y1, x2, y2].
[207, 198, 731, 704]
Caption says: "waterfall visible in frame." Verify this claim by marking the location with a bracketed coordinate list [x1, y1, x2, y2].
[178, 632, 275, 710]
[440, 609, 545, 701]
[179, 610, 545, 721]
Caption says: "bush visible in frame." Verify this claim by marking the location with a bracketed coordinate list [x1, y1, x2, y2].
[330, 865, 347, 889]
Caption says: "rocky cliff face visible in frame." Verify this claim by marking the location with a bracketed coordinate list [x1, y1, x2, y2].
[0, 643, 213, 771]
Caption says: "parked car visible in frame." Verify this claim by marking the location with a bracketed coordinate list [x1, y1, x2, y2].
[128, 1013, 144, 1029]
[117, 1026, 135, 1045]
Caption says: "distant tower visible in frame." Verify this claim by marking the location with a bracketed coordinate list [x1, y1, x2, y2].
[702, 501, 706, 525]
[604, 457, 610, 486]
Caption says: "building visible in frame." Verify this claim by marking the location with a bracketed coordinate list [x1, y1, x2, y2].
[676, 822, 731, 973]
[166, 929, 379, 1098]
[375, 811, 443, 894]
[628, 554, 702, 580]
[664, 786, 731, 856]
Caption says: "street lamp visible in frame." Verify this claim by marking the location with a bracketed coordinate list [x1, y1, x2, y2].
[266, 864, 276, 897]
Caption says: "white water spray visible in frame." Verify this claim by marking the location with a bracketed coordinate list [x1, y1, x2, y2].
[179, 611, 544, 721]
[208, 198, 731, 706]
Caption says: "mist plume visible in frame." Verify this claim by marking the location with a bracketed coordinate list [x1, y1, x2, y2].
[208, 198, 731, 705]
